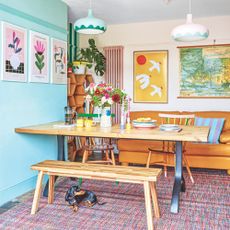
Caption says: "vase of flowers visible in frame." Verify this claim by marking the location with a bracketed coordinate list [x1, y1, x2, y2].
[85, 83, 127, 127]
[100, 106, 112, 127]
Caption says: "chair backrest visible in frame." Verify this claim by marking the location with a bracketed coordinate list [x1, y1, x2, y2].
[159, 113, 195, 126]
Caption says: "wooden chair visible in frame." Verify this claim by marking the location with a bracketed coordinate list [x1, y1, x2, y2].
[82, 137, 116, 165]
[80, 111, 116, 165]
[146, 113, 195, 183]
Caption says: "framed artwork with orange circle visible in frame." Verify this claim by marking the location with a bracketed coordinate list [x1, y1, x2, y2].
[133, 50, 168, 103]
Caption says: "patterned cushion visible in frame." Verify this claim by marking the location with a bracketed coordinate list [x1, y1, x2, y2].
[194, 117, 225, 143]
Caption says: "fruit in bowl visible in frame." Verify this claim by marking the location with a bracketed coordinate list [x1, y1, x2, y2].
[132, 117, 157, 128]
[136, 117, 152, 122]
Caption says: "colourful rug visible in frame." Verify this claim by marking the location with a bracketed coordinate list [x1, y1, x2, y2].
[0, 168, 229, 229]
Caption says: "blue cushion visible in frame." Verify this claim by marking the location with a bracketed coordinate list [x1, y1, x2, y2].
[194, 117, 225, 143]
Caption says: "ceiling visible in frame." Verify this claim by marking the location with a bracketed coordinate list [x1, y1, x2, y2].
[63, 0, 230, 25]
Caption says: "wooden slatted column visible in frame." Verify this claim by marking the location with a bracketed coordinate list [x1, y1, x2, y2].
[103, 46, 124, 124]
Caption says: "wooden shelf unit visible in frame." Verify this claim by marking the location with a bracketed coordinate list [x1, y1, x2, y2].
[67, 73, 93, 113]
[67, 73, 94, 160]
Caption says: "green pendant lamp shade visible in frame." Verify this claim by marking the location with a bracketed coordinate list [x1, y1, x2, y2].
[74, 9, 106, 34]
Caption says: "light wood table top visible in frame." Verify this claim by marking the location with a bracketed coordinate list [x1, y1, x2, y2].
[15, 121, 209, 142]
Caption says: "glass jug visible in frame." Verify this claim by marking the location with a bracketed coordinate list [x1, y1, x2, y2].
[64, 106, 75, 125]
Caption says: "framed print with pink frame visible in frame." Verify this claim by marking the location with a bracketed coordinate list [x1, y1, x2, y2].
[1, 22, 27, 82]
[29, 31, 49, 83]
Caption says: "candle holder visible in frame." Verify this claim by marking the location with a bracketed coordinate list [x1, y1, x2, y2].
[120, 97, 126, 129]
[126, 117, 131, 129]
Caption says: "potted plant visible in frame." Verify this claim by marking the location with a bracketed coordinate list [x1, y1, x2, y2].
[73, 60, 88, 74]
[75, 39, 106, 76]
[67, 62, 73, 73]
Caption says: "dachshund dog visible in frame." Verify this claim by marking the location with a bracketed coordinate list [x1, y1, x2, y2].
[65, 185, 105, 212]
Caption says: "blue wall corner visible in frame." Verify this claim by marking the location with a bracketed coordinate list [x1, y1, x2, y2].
[0, 0, 68, 206]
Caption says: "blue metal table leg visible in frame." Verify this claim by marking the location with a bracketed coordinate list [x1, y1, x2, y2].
[170, 141, 185, 213]
[43, 135, 65, 197]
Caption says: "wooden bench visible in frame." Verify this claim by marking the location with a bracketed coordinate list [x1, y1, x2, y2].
[31, 160, 162, 230]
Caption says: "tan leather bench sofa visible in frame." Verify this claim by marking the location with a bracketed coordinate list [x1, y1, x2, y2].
[118, 111, 230, 175]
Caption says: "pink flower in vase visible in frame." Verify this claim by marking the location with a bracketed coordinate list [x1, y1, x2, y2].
[98, 83, 106, 87]
[89, 83, 95, 89]
[112, 94, 121, 103]
[106, 86, 112, 91]
[104, 93, 110, 99]
[85, 95, 92, 101]
[85, 83, 96, 94]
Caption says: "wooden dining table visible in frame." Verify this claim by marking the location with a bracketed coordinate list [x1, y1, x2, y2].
[15, 121, 209, 214]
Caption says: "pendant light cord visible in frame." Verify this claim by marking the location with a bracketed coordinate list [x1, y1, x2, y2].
[189, 0, 192, 14]
[90, 0, 92, 9]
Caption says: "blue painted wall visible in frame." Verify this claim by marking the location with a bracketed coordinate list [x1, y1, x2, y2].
[0, 0, 68, 205]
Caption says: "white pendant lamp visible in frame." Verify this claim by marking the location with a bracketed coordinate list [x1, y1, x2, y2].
[74, 0, 106, 35]
[171, 0, 209, 42]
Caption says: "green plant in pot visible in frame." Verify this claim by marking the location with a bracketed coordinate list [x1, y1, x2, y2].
[67, 62, 73, 73]
[78, 39, 106, 76]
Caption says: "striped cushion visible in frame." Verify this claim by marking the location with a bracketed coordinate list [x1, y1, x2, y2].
[195, 117, 225, 143]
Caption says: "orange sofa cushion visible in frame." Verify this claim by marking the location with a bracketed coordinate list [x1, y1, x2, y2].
[118, 140, 163, 152]
[118, 139, 230, 157]
[220, 130, 230, 144]
[185, 142, 230, 157]
[118, 111, 230, 159]
[130, 111, 230, 131]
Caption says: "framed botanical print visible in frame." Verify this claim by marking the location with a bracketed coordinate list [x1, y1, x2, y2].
[51, 38, 67, 84]
[29, 31, 49, 83]
[1, 22, 27, 82]
[133, 50, 168, 103]
[178, 44, 230, 98]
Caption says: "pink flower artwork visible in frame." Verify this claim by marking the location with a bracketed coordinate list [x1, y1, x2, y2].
[29, 31, 49, 83]
[34, 41, 45, 55]
[34, 40, 46, 74]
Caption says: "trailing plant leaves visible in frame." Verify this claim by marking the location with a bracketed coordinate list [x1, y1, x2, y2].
[92, 95, 101, 107]
[88, 38, 96, 47]
[87, 63, 93, 68]
[77, 38, 106, 76]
